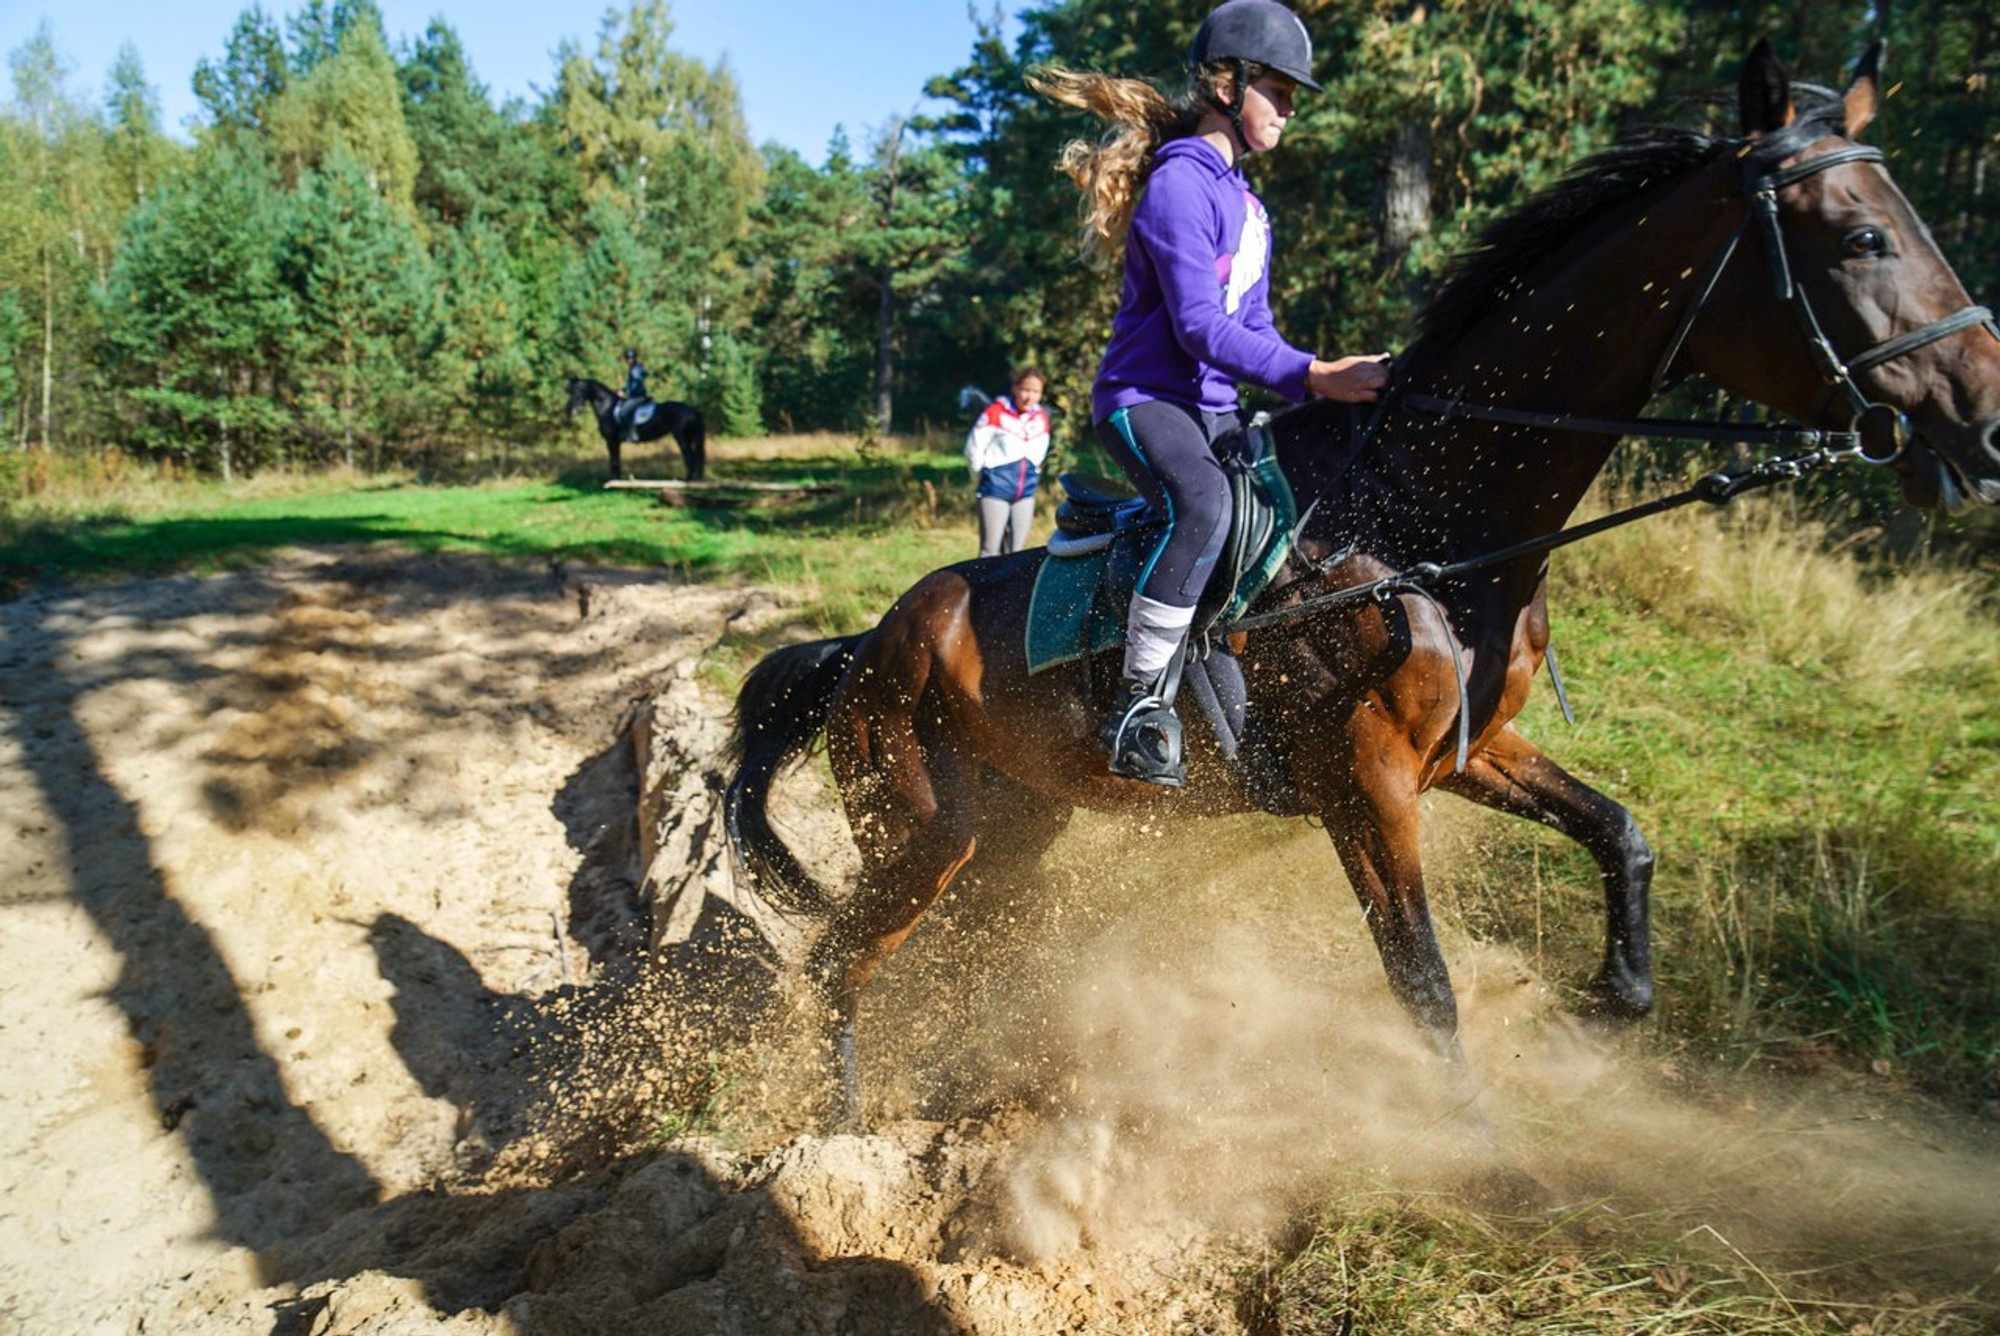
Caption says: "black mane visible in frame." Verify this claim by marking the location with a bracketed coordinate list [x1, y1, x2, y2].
[1400, 98, 1850, 373]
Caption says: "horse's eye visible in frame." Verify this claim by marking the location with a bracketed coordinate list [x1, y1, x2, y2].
[1842, 225, 1890, 258]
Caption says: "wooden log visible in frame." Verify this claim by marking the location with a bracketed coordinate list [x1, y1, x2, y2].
[604, 478, 836, 492]
[605, 477, 840, 508]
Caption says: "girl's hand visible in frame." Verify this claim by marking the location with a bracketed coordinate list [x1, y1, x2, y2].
[1306, 353, 1391, 403]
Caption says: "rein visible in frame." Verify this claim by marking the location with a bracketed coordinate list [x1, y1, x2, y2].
[1218, 133, 2000, 774]
[1220, 442, 1851, 771]
[1225, 441, 1852, 637]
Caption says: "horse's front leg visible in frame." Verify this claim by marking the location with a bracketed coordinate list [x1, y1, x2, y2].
[1323, 778, 1464, 1061]
[1435, 723, 1653, 1019]
[1316, 731, 1490, 1137]
[1440, 724, 1656, 1016]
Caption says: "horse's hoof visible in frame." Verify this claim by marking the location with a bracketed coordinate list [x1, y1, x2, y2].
[818, 1099, 863, 1137]
[1580, 971, 1653, 1024]
[1467, 1163, 1554, 1215]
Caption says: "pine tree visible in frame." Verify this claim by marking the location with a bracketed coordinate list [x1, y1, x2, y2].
[104, 45, 180, 208]
[548, 196, 681, 394]
[433, 215, 535, 454]
[264, 18, 420, 217]
[286, 0, 389, 77]
[855, 117, 969, 434]
[741, 140, 874, 432]
[192, 6, 290, 136]
[547, 2, 761, 400]
[278, 147, 434, 469]
[401, 20, 563, 234]
[98, 142, 292, 477]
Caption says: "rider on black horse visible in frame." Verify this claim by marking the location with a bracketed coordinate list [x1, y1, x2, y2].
[615, 347, 650, 437]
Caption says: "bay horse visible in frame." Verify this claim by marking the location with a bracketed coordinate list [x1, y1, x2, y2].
[565, 376, 707, 482]
[726, 42, 2000, 1127]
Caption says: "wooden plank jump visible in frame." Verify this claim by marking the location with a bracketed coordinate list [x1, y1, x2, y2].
[605, 478, 842, 508]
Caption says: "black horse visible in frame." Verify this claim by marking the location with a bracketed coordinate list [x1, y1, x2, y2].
[565, 377, 707, 482]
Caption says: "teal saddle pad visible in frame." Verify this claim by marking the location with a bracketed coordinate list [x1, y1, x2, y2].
[1024, 438, 1297, 675]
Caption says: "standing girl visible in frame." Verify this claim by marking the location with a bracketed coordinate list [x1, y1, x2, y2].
[965, 367, 1053, 556]
[1034, 0, 1388, 787]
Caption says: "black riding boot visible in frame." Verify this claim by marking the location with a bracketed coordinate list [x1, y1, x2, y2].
[1098, 645, 1188, 788]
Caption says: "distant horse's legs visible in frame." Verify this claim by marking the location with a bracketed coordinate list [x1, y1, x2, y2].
[678, 419, 706, 482]
[601, 425, 623, 481]
[1436, 723, 1654, 1018]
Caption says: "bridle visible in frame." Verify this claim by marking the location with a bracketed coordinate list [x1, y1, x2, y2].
[1651, 134, 1996, 463]
[1401, 127, 1999, 466]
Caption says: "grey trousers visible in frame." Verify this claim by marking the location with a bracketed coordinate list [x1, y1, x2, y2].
[976, 494, 1036, 557]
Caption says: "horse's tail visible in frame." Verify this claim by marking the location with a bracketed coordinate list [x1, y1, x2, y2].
[723, 633, 864, 917]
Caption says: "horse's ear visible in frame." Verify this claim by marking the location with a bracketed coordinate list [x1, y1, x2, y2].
[1738, 38, 1796, 137]
[1843, 40, 1886, 136]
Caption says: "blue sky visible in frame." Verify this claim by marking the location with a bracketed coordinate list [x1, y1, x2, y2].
[1, 0, 1024, 159]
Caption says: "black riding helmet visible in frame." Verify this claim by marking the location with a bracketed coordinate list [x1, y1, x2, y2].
[1190, 0, 1322, 91]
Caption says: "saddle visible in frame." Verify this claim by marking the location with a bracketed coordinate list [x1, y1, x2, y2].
[1024, 416, 1312, 814]
[615, 397, 657, 440]
[1026, 415, 1297, 674]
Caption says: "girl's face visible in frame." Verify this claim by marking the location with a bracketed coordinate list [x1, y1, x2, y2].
[1013, 376, 1045, 409]
[1238, 71, 1299, 154]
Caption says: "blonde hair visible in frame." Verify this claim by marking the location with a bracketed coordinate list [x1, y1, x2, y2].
[1028, 63, 1236, 266]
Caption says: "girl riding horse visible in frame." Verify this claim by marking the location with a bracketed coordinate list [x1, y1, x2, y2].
[1036, 0, 1389, 787]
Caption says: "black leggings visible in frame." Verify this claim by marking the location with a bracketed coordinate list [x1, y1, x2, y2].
[1095, 400, 1240, 610]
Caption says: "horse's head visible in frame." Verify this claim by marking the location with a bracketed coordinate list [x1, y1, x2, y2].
[563, 377, 590, 417]
[1687, 40, 2000, 510]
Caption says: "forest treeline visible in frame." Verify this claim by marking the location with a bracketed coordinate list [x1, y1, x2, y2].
[1, 0, 1994, 481]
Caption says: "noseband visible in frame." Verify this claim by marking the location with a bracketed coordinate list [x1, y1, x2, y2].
[1649, 138, 1998, 464]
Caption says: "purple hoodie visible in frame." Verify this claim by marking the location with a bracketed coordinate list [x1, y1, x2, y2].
[1092, 136, 1314, 421]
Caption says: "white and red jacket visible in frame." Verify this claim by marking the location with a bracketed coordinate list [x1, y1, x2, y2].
[965, 395, 1052, 500]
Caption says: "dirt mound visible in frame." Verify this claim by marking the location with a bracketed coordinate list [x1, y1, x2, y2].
[2, 551, 1996, 1334]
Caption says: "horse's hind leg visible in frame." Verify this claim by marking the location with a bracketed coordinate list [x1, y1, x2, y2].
[681, 421, 706, 482]
[809, 679, 979, 1127]
[1436, 723, 1653, 1019]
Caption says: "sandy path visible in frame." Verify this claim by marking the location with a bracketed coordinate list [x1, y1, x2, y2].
[0, 551, 756, 1329]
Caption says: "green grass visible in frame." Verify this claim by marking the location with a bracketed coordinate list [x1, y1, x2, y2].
[0, 439, 980, 641]
[1250, 1198, 1984, 1333]
[1447, 488, 2000, 1103]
